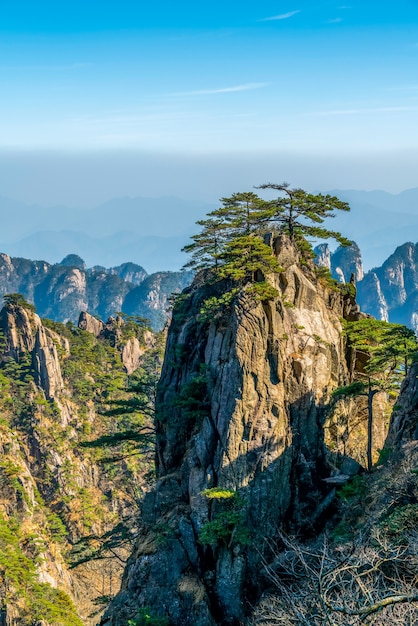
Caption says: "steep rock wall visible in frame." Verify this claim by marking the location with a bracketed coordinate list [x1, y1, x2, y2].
[103, 238, 363, 626]
[386, 361, 418, 447]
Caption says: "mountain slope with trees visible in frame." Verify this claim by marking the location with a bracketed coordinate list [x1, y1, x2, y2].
[0, 297, 162, 625]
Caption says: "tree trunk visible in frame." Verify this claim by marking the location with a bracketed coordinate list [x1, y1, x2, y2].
[367, 386, 377, 472]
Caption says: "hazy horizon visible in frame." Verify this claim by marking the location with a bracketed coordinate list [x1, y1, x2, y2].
[1, 149, 418, 209]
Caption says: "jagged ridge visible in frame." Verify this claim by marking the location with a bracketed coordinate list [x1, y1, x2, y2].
[0, 253, 192, 330]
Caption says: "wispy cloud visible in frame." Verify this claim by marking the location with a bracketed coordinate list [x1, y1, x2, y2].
[259, 10, 300, 22]
[172, 83, 269, 96]
[327, 17, 343, 23]
[0, 62, 91, 71]
[310, 105, 418, 116]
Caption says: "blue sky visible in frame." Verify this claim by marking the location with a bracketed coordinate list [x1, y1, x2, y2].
[0, 0, 418, 202]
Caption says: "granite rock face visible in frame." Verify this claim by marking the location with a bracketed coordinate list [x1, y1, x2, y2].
[314, 242, 364, 284]
[103, 237, 364, 626]
[0, 303, 67, 399]
[356, 242, 418, 331]
[78, 311, 105, 336]
[386, 361, 418, 447]
[315, 241, 418, 332]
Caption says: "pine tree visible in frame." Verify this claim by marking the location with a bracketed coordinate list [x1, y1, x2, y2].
[334, 318, 417, 471]
[182, 217, 226, 271]
[183, 192, 280, 282]
[256, 182, 351, 252]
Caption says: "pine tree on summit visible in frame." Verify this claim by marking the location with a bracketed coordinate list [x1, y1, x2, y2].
[182, 184, 352, 313]
[255, 181, 351, 251]
[182, 192, 280, 282]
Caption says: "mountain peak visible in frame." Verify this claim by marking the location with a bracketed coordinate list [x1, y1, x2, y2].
[59, 254, 86, 270]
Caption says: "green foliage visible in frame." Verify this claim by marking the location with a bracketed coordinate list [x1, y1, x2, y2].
[283, 300, 295, 308]
[332, 380, 367, 399]
[182, 192, 284, 315]
[199, 509, 250, 546]
[201, 488, 237, 499]
[344, 318, 417, 383]
[182, 185, 351, 317]
[199, 491, 250, 546]
[0, 514, 82, 625]
[255, 182, 351, 248]
[28, 584, 83, 626]
[199, 287, 240, 320]
[46, 511, 68, 543]
[170, 367, 210, 428]
[128, 607, 169, 626]
[379, 504, 418, 538]
[246, 281, 279, 301]
[336, 475, 368, 502]
[80, 368, 157, 469]
[3, 292, 36, 312]
[334, 319, 417, 471]
[314, 265, 343, 291]
[340, 281, 356, 298]
[0, 459, 31, 506]
[218, 232, 283, 283]
[62, 327, 126, 405]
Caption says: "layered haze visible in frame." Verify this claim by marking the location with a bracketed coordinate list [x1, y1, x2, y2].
[0, 185, 417, 272]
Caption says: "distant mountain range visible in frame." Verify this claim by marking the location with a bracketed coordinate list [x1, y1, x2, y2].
[0, 188, 417, 272]
[0, 195, 213, 273]
[0, 253, 192, 330]
[324, 188, 418, 271]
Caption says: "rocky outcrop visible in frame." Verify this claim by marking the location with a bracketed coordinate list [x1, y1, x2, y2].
[332, 242, 364, 283]
[356, 242, 418, 331]
[386, 361, 418, 447]
[78, 312, 156, 374]
[0, 253, 192, 330]
[33, 325, 66, 398]
[120, 337, 144, 375]
[0, 302, 66, 399]
[78, 311, 105, 336]
[314, 242, 364, 284]
[103, 237, 365, 626]
[315, 241, 418, 332]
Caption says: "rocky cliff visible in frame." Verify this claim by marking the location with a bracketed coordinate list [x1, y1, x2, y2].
[0, 253, 192, 330]
[315, 242, 364, 284]
[103, 236, 371, 626]
[386, 360, 418, 448]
